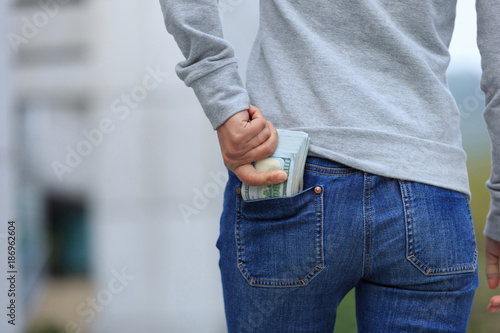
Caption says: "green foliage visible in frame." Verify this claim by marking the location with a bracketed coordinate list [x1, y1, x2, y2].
[335, 289, 357, 332]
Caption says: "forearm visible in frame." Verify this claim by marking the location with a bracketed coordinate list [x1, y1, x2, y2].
[159, 0, 250, 129]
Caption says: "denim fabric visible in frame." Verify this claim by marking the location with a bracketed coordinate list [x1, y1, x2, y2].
[216, 157, 479, 333]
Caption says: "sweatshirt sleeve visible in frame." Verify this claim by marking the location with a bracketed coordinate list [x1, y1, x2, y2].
[477, 0, 500, 241]
[159, 0, 250, 129]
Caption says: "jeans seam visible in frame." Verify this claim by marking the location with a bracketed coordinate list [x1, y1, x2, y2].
[315, 186, 324, 272]
[304, 164, 354, 171]
[306, 169, 362, 176]
[235, 193, 244, 266]
[401, 180, 413, 264]
[361, 173, 371, 277]
[362, 175, 366, 277]
[368, 175, 372, 276]
[362, 173, 372, 277]
[407, 250, 479, 275]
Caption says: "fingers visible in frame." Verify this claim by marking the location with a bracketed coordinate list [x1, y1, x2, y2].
[224, 108, 266, 141]
[244, 120, 275, 153]
[486, 255, 500, 290]
[232, 124, 278, 165]
[241, 106, 272, 148]
[247, 104, 263, 120]
[233, 163, 287, 187]
[218, 107, 269, 153]
[488, 295, 500, 313]
[218, 105, 279, 167]
[238, 106, 268, 141]
[224, 125, 275, 165]
[217, 105, 284, 186]
[486, 237, 500, 290]
[485, 237, 500, 313]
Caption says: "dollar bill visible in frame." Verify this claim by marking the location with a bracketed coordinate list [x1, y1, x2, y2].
[241, 129, 310, 201]
[242, 157, 291, 200]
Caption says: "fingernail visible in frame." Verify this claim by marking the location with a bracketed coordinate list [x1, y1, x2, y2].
[276, 173, 287, 182]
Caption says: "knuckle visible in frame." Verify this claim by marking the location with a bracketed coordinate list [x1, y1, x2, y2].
[253, 117, 266, 129]
[261, 126, 271, 140]
[232, 130, 244, 140]
[232, 133, 246, 147]
[262, 141, 275, 156]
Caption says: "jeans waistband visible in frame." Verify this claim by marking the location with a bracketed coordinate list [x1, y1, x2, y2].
[305, 156, 355, 170]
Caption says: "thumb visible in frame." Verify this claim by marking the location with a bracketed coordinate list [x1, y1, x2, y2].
[233, 163, 287, 187]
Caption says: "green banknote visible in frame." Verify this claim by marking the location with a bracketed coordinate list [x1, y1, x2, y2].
[241, 129, 309, 201]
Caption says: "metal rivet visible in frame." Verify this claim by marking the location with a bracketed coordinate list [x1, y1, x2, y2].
[314, 186, 322, 194]
[236, 186, 241, 195]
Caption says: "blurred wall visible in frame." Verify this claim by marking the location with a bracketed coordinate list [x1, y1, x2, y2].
[1, 1, 21, 332]
[8, 0, 259, 332]
[87, 1, 258, 331]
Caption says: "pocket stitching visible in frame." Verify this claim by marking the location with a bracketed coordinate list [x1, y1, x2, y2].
[400, 180, 478, 276]
[235, 186, 325, 287]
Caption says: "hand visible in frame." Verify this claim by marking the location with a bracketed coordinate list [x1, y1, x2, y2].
[486, 236, 500, 313]
[216, 105, 287, 186]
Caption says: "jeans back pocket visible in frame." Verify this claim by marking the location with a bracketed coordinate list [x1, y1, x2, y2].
[400, 181, 478, 276]
[236, 185, 324, 287]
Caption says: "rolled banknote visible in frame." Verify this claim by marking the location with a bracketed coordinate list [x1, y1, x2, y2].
[241, 129, 309, 201]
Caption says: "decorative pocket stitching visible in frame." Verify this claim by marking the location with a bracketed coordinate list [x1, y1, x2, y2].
[400, 180, 478, 276]
[235, 186, 324, 287]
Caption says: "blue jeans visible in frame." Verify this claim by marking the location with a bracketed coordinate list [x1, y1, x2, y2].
[217, 157, 479, 333]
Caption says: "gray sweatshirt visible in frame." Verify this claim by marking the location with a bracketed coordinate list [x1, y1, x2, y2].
[160, 0, 500, 241]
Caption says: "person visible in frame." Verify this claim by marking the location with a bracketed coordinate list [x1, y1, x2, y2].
[160, 0, 500, 331]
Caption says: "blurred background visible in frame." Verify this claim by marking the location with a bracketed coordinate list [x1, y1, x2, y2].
[0, 0, 499, 332]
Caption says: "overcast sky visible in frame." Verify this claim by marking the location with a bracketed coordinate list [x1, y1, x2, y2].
[449, 1, 482, 73]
